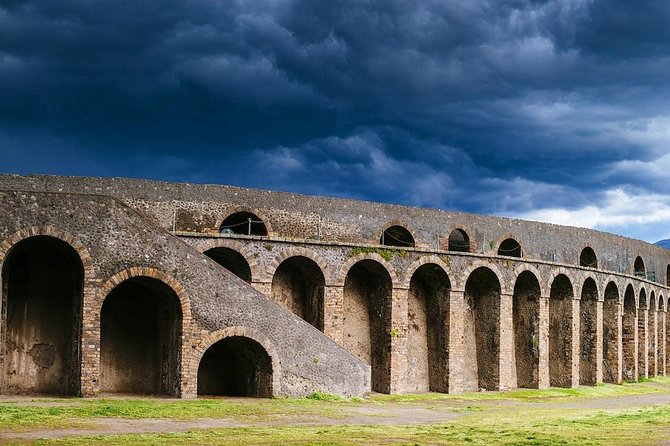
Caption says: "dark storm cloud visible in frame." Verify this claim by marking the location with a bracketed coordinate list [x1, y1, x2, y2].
[2, 0, 670, 240]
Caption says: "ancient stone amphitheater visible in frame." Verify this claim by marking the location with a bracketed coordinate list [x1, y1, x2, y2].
[0, 174, 667, 398]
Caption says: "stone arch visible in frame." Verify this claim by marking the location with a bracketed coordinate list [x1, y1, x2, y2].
[270, 254, 326, 331]
[199, 239, 260, 282]
[638, 288, 648, 379]
[342, 258, 393, 393]
[98, 271, 185, 396]
[401, 256, 451, 289]
[549, 273, 574, 387]
[407, 262, 451, 393]
[512, 264, 545, 296]
[0, 229, 90, 396]
[445, 226, 472, 253]
[337, 253, 399, 288]
[378, 221, 417, 247]
[512, 269, 541, 389]
[622, 284, 637, 381]
[602, 280, 620, 383]
[194, 326, 281, 397]
[579, 246, 598, 268]
[580, 277, 598, 385]
[496, 235, 523, 258]
[459, 261, 508, 295]
[266, 247, 333, 285]
[463, 266, 502, 391]
[634, 256, 646, 278]
[218, 206, 273, 236]
[545, 268, 578, 298]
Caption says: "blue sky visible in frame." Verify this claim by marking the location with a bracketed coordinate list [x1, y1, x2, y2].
[2, 1, 670, 242]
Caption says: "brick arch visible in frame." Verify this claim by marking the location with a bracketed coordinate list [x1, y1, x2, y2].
[602, 275, 622, 300]
[546, 267, 577, 299]
[576, 274, 600, 301]
[0, 225, 95, 281]
[401, 255, 451, 289]
[375, 219, 419, 247]
[442, 224, 476, 253]
[197, 238, 261, 282]
[649, 290, 657, 311]
[639, 286, 648, 309]
[96, 267, 192, 324]
[577, 244, 599, 269]
[512, 264, 545, 295]
[458, 261, 507, 294]
[265, 247, 333, 285]
[659, 294, 665, 311]
[216, 206, 274, 236]
[495, 233, 526, 258]
[336, 253, 399, 287]
[191, 326, 282, 397]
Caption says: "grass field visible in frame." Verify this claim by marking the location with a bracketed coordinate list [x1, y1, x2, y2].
[1, 377, 669, 445]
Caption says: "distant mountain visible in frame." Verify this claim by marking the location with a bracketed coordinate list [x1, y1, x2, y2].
[655, 239, 670, 249]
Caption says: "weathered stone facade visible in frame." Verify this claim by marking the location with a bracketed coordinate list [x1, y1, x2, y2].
[0, 174, 668, 397]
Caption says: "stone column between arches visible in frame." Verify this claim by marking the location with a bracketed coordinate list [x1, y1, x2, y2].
[80, 280, 103, 397]
[389, 287, 409, 394]
[639, 308, 648, 379]
[499, 292, 514, 390]
[570, 295, 580, 387]
[538, 295, 550, 389]
[448, 289, 465, 394]
[323, 285, 344, 345]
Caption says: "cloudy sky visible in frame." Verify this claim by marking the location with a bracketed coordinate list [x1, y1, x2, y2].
[2, 1, 670, 242]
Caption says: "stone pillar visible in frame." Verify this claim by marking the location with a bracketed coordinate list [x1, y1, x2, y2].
[448, 289, 465, 394]
[80, 281, 101, 397]
[571, 296, 580, 387]
[639, 308, 648, 379]
[499, 292, 514, 390]
[389, 287, 408, 394]
[663, 311, 667, 376]
[323, 285, 344, 345]
[651, 310, 658, 377]
[616, 302, 624, 383]
[595, 299, 604, 384]
[538, 295, 550, 389]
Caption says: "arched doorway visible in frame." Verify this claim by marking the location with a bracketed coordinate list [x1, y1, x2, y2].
[580, 278, 598, 385]
[380, 225, 415, 247]
[407, 264, 451, 392]
[602, 282, 620, 383]
[343, 260, 392, 393]
[197, 336, 273, 397]
[204, 247, 252, 282]
[622, 285, 637, 381]
[100, 276, 182, 395]
[271, 256, 325, 331]
[549, 274, 574, 387]
[579, 247, 598, 268]
[513, 271, 541, 388]
[464, 267, 501, 391]
[498, 238, 522, 257]
[1, 236, 83, 395]
[447, 229, 470, 252]
[220, 212, 267, 236]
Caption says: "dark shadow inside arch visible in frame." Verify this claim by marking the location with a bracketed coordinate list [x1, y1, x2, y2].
[464, 267, 501, 391]
[220, 212, 267, 236]
[204, 247, 252, 282]
[197, 336, 272, 397]
[602, 282, 620, 383]
[549, 274, 573, 388]
[380, 225, 415, 247]
[100, 277, 182, 396]
[1, 236, 83, 396]
[622, 285, 637, 381]
[667, 266, 670, 287]
[579, 247, 598, 268]
[634, 256, 646, 278]
[638, 289, 647, 380]
[408, 264, 451, 393]
[343, 260, 392, 393]
[513, 271, 540, 389]
[447, 229, 470, 252]
[271, 256, 325, 331]
[498, 238, 521, 258]
[580, 278, 598, 385]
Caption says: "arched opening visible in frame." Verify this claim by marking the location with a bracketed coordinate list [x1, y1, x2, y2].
[100, 277, 182, 396]
[579, 247, 598, 268]
[447, 229, 470, 252]
[649, 293, 657, 377]
[220, 212, 267, 236]
[512, 271, 540, 389]
[622, 285, 637, 381]
[271, 256, 325, 331]
[549, 274, 574, 388]
[343, 260, 392, 393]
[498, 238, 522, 258]
[1, 236, 83, 395]
[638, 289, 648, 380]
[667, 266, 670, 287]
[602, 282, 620, 383]
[634, 257, 646, 278]
[204, 247, 252, 282]
[463, 267, 501, 391]
[407, 264, 451, 393]
[380, 225, 415, 247]
[580, 278, 598, 385]
[197, 336, 272, 397]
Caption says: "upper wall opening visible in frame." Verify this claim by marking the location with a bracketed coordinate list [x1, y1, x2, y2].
[498, 238, 522, 258]
[448, 228, 470, 252]
[579, 247, 598, 268]
[220, 212, 267, 236]
[634, 256, 645, 278]
[381, 225, 415, 247]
